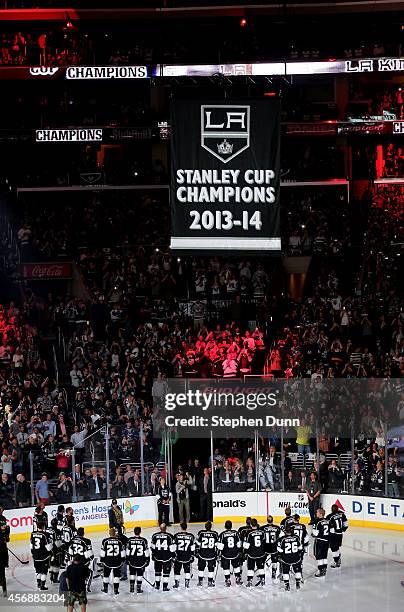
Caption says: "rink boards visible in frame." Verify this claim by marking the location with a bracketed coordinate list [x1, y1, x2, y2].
[212, 492, 404, 531]
[3, 492, 403, 540]
[4, 495, 158, 540]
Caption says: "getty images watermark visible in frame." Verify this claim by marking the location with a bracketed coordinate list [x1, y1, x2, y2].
[152, 380, 307, 438]
[152, 378, 403, 439]
[163, 389, 299, 430]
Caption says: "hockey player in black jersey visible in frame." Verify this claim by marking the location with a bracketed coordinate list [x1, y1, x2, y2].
[243, 518, 266, 587]
[150, 523, 175, 592]
[65, 507, 76, 530]
[238, 516, 252, 564]
[280, 507, 294, 532]
[327, 504, 348, 568]
[277, 524, 303, 591]
[60, 514, 76, 569]
[100, 527, 126, 594]
[30, 520, 53, 590]
[126, 526, 150, 593]
[238, 517, 252, 542]
[261, 515, 281, 581]
[62, 516, 76, 545]
[291, 514, 309, 583]
[173, 522, 195, 589]
[0, 505, 9, 597]
[33, 505, 48, 530]
[55, 505, 65, 532]
[68, 527, 94, 591]
[195, 521, 219, 588]
[45, 518, 62, 583]
[217, 520, 242, 586]
[312, 508, 330, 577]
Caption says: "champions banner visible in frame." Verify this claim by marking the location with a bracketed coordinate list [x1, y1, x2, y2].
[170, 99, 281, 252]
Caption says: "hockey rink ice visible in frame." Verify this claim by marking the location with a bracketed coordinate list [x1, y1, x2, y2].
[6, 523, 404, 611]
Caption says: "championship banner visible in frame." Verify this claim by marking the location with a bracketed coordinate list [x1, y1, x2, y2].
[170, 99, 281, 252]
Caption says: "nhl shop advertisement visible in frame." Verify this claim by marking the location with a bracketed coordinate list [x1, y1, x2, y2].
[170, 99, 281, 252]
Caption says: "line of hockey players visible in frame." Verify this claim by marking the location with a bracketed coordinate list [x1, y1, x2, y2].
[30, 503, 348, 594]
[30, 504, 95, 592]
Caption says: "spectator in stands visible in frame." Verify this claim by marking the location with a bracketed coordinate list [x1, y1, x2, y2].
[56, 472, 73, 503]
[87, 466, 105, 500]
[15, 473, 31, 507]
[35, 472, 50, 506]
[199, 467, 212, 521]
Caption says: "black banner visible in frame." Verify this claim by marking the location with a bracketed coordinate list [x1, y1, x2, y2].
[170, 99, 281, 253]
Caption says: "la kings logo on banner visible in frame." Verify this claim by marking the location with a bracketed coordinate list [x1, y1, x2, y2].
[201, 105, 250, 163]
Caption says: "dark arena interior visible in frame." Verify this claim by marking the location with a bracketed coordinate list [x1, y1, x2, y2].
[0, 1, 402, 611]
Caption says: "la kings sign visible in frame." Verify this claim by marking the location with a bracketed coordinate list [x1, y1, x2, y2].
[170, 99, 281, 252]
[201, 105, 250, 163]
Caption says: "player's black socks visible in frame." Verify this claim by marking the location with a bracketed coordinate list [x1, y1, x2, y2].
[225, 578, 231, 587]
[185, 579, 190, 588]
[296, 580, 301, 590]
[114, 584, 119, 595]
[235, 576, 242, 585]
[163, 584, 170, 592]
[137, 584, 143, 594]
[173, 580, 179, 589]
[130, 581, 135, 593]
[40, 582, 48, 591]
[103, 584, 108, 593]
[285, 582, 290, 591]
[198, 578, 203, 587]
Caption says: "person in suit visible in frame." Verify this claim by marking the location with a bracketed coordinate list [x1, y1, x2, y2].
[111, 475, 129, 499]
[86, 467, 104, 500]
[297, 470, 309, 493]
[284, 470, 297, 491]
[199, 467, 212, 521]
[127, 472, 142, 497]
[146, 470, 159, 496]
[71, 464, 87, 501]
[55, 415, 69, 441]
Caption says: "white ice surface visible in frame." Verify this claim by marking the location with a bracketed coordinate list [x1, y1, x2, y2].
[5, 523, 404, 612]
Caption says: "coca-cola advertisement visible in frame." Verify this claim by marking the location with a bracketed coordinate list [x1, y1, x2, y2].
[17, 262, 72, 280]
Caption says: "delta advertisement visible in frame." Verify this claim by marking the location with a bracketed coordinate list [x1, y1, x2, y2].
[4, 496, 158, 539]
[213, 492, 404, 530]
[321, 494, 404, 530]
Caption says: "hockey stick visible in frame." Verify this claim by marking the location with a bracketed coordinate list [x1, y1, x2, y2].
[143, 574, 155, 588]
[214, 555, 221, 582]
[8, 549, 29, 564]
